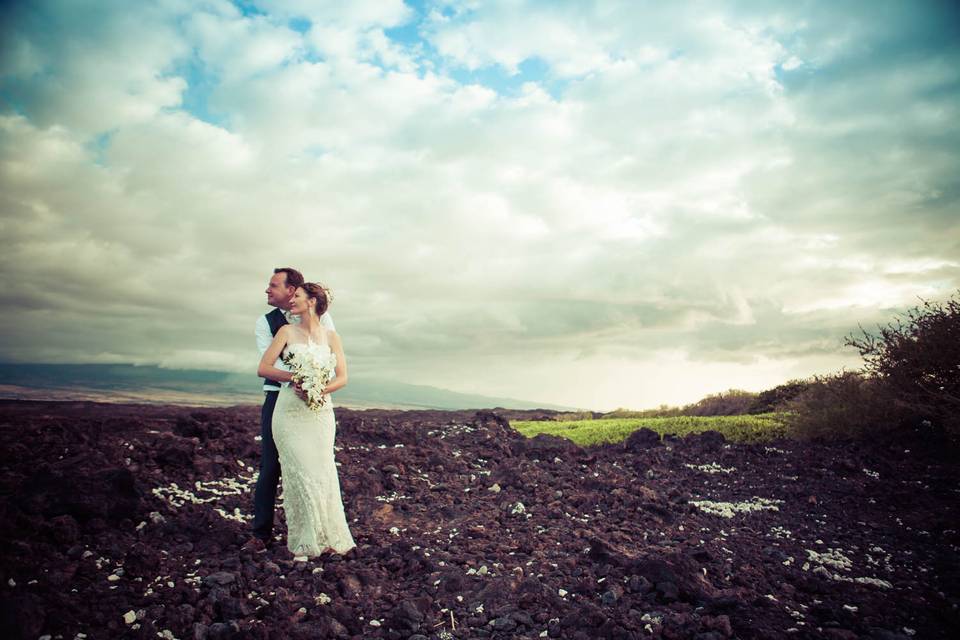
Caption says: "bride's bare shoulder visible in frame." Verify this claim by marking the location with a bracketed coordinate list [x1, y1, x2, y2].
[276, 324, 302, 341]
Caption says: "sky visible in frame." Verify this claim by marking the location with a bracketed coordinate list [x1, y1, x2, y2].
[1, 0, 958, 410]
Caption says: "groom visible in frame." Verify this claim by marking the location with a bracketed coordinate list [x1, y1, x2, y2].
[246, 267, 335, 550]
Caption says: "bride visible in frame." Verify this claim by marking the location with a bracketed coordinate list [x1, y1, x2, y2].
[257, 282, 356, 557]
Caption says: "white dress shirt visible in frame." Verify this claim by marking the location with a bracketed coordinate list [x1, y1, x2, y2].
[256, 309, 336, 390]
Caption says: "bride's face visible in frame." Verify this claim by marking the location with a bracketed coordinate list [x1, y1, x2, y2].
[290, 287, 316, 316]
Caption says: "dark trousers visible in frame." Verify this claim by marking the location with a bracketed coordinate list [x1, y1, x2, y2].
[252, 390, 280, 540]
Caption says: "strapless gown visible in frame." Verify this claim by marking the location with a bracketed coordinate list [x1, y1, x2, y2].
[273, 342, 356, 556]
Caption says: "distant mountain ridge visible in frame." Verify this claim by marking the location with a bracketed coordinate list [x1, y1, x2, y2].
[0, 363, 576, 411]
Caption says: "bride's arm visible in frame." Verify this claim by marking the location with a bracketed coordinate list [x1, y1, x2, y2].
[323, 330, 348, 395]
[257, 326, 295, 383]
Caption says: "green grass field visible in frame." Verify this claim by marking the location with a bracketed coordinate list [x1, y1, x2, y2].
[511, 413, 791, 447]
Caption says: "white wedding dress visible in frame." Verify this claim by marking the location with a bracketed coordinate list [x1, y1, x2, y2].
[273, 328, 356, 556]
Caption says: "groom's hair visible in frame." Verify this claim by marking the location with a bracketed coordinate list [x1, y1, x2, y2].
[274, 267, 304, 290]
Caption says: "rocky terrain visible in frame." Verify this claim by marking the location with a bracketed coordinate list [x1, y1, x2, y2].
[1, 399, 957, 639]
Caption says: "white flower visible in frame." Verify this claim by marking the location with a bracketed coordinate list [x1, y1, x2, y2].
[282, 344, 337, 412]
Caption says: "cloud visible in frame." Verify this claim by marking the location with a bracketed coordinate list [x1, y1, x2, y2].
[1, 0, 958, 409]
[186, 7, 304, 81]
[0, 0, 188, 135]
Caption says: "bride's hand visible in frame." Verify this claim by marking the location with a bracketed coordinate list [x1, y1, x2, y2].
[293, 381, 308, 400]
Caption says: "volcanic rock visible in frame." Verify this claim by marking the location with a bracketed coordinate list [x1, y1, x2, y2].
[0, 401, 957, 639]
[683, 429, 726, 450]
[202, 572, 237, 587]
[523, 433, 582, 459]
[623, 427, 662, 450]
[19, 466, 141, 522]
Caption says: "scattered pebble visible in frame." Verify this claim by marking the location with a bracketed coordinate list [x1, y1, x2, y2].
[684, 462, 736, 474]
[690, 497, 783, 518]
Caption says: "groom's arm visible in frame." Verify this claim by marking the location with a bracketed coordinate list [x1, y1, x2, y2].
[258, 326, 294, 383]
[255, 315, 272, 356]
[320, 312, 335, 332]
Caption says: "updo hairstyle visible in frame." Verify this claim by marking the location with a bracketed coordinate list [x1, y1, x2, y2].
[300, 282, 332, 317]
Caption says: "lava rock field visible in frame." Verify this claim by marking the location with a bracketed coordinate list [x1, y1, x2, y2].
[1, 400, 957, 639]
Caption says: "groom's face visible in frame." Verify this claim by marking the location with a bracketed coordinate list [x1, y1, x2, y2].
[266, 273, 295, 308]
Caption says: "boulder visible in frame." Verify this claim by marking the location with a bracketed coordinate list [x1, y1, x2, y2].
[683, 430, 726, 450]
[623, 428, 662, 451]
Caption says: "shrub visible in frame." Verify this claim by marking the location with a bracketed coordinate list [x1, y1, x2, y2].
[846, 293, 960, 436]
[553, 411, 598, 422]
[683, 389, 758, 416]
[749, 379, 813, 414]
[604, 405, 683, 419]
[783, 371, 902, 441]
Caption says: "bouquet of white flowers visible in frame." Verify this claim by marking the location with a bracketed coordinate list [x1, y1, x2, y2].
[281, 343, 337, 411]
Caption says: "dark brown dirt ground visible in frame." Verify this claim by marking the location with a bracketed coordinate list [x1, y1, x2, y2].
[1, 400, 957, 639]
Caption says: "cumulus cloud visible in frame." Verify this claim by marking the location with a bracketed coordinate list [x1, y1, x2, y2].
[1, 0, 957, 409]
[0, 0, 188, 134]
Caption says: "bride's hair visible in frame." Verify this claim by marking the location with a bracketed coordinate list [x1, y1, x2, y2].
[300, 282, 332, 317]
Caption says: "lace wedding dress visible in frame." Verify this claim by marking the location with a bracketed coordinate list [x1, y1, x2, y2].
[273, 328, 356, 556]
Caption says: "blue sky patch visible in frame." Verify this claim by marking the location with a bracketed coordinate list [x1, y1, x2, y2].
[173, 56, 228, 128]
[288, 16, 311, 34]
